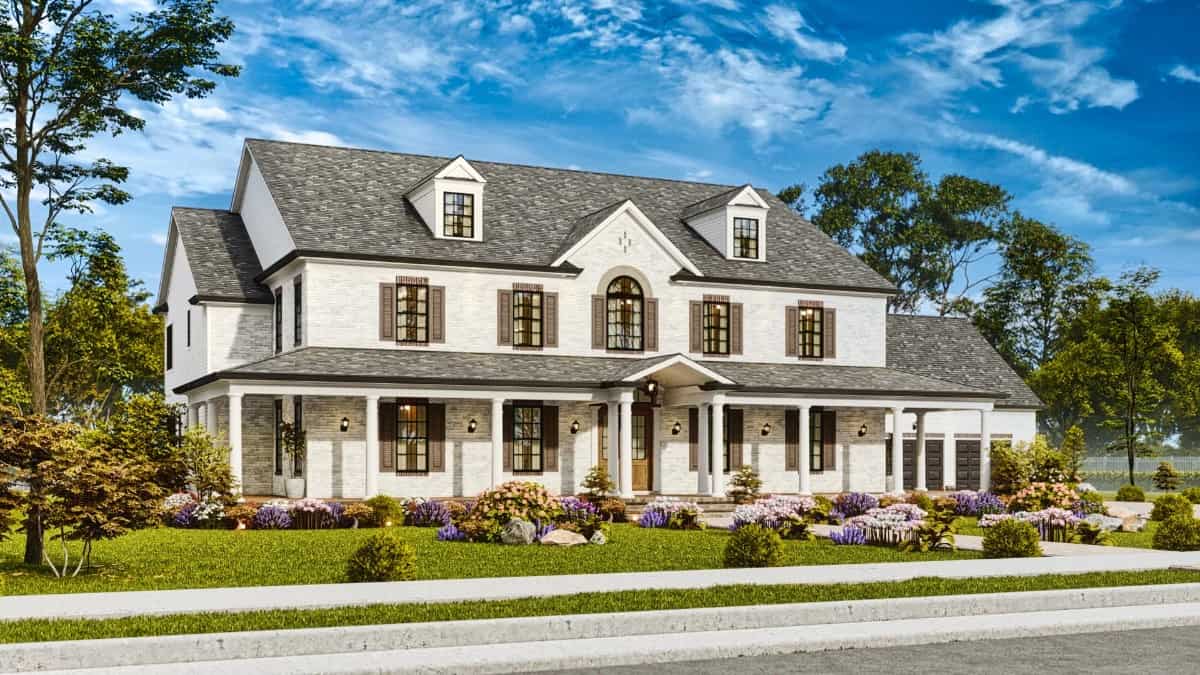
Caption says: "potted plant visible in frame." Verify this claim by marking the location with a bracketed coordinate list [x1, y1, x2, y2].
[281, 421, 307, 498]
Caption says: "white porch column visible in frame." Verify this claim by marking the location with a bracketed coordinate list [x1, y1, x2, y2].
[697, 404, 710, 494]
[491, 398, 505, 487]
[227, 394, 243, 496]
[890, 406, 905, 494]
[619, 396, 634, 498]
[797, 404, 812, 496]
[365, 396, 379, 498]
[980, 409, 992, 492]
[187, 403, 199, 429]
[944, 429, 957, 490]
[914, 411, 928, 492]
[607, 400, 620, 489]
[710, 395, 725, 497]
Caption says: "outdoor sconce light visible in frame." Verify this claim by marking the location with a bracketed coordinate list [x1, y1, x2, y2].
[570, 420, 581, 434]
[858, 423, 868, 437]
[467, 418, 478, 433]
[761, 422, 772, 436]
[645, 379, 659, 394]
[340, 417, 350, 432]
[671, 421, 682, 435]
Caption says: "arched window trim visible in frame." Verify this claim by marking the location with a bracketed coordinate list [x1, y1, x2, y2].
[606, 275, 644, 351]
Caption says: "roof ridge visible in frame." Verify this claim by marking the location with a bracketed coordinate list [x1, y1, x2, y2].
[243, 137, 743, 190]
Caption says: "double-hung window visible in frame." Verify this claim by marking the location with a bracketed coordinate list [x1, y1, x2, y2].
[702, 299, 730, 355]
[396, 402, 429, 474]
[798, 306, 823, 358]
[810, 410, 824, 472]
[443, 192, 474, 238]
[512, 404, 543, 472]
[733, 217, 759, 259]
[396, 282, 429, 344]
[512, 289, 543, 347]
[273, 287, 283, 354]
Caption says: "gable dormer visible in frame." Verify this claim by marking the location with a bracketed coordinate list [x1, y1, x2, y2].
[405, 155, 487, 242]
[682, 184, 770, 262]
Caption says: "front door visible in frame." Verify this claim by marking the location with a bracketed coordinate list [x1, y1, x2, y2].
[631, 405, 654, 492]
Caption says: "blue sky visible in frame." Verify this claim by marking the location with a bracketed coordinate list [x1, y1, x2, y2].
[68, 0, 1200, 296]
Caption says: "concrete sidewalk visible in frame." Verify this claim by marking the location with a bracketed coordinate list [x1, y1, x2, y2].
[3, 550, 1198, 622]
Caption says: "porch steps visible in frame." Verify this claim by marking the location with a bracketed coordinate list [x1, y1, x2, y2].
[623, 496, 739, 516]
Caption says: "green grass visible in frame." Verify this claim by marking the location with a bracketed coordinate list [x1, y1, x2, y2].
[956, 516, 1159, 548]
[4, 568, 1200, 644]
[0, 524, 979, 596]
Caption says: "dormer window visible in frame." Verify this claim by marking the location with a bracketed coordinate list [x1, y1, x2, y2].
[443, 192, 475, 238]
[733, 217, 759, 259]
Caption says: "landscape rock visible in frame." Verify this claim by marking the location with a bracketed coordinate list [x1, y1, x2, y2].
[589, 530, 607, 545]
[540, 529, 588, 546]
[501, 518, 536, 545]
[1120, 515, 1146, 532]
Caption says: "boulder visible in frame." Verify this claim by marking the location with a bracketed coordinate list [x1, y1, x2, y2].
[501, 518, 536, 545]
[541, 529, 589, 547]
[589, 530, 608, 546]
[1120, 515, 1146, 532]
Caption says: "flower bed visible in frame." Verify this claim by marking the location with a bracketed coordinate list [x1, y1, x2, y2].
[951, 490, 1005, 516]
[637, 497, 705, 530]
[161, 493, 377, 531]
[843, 504, 926, 546]
[980, 507, 1081, 542]
[729, 495, 822, 539]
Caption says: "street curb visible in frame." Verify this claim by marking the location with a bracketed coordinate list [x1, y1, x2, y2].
[6, 583, 1200, 671]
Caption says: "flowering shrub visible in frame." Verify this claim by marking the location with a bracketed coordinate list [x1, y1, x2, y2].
[408, 500, 452, 527]
[191, 501, 225, 529]
[556, 496, 607, 538]
[291, 498, 335, 529]
[470, 481, 562, 526]
[171, 502, 198, 528]
[844, 504, 926, 546]
[829, 526, 866, 545]
[1008, 482, 1078, 512]
[342, 503, 374, 527]
[163, 492, 196, 513]
[730, 496, 820, 539]
[253, 503, 293, 529]
[834, 492, 879, 519]
[1074, 490, 1106, 516]
[636, 497, 705, 530]
[436, 523, 466, 542]
[952, 491, 1005, 516]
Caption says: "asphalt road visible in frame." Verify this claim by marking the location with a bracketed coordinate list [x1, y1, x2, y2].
[548, 626, 1200, 674]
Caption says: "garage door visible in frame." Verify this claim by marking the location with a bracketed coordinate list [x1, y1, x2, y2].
[902, 439, 944, 490]
[956, 440, 981, 491]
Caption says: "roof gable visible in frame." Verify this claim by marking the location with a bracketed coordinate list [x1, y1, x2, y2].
[552, 199, 702, 275]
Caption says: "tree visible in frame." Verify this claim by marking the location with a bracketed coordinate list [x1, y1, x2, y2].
[1059, 425, 1086, 483]
[1159, 291, 1200, 447]
[0, 406, 76, 561]
[923, 174, 1011, 315]
[1153, 461, 1181, 492]
[178, 427, 235, 502]
[776, 182, 808, 216]
[0, 0, 238, 564]
[90, 392, 185, 491]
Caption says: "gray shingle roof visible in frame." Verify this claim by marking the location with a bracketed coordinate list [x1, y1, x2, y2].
[553, 199, 628, 260]
[243, 139, 895, 292]
[176, 347, 1003, 401]
[170, 207, 271, 304]
[680, 184, 747, 220]
[887, 314, 1042, 409]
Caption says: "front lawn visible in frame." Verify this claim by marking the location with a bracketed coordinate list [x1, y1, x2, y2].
[0, 524, 979, 596]
[5, 568, 1200, 644]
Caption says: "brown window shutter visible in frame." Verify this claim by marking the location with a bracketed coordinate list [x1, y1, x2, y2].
[728, 408, 743, 469]
[379, 401, 396, 472]
[543, 405, 559, 472]
[597, 405, 608, 463]
[379, 283, 395, 341]
[645, 298, 658, 351]
[689, 301, 702, 353]
[429, 286, 446, 343]
[591, 295, 605, 349]
[502, 405, 513, 472]
[497, 289, 513, 346]
[823, 307, 836, 359]
[731, 302, 744, 355]
[785, 408, 799, 470]
[822, 410, 837, 470]
[688, 407, 699, 470]
[544, 292, 559, 348]
[428, 402, 446, 472]
[785, 305, 798, 357]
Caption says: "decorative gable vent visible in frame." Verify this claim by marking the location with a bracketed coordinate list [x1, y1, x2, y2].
[682, 184, 769, 262]
[404, 155, 487, 242]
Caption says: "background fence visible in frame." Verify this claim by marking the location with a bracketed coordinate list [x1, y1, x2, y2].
[1081, 457, 1200, 472]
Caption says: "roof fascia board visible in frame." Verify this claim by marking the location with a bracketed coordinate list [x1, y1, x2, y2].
[619, 354, 735, 386]
[403, 155, 486, 197]
[698, 381, 1007, 400]
[188, 293, 274, 306]
[670, 271, 896, 297]
[552, 199, 703, 276]
[730, 185, 769, 210]
[229, 144, 255, 212]
[257, 249, 583, 284]
[155, 217, 180, 307]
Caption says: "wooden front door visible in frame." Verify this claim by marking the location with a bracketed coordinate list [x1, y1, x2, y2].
[631, 405, 654, 491]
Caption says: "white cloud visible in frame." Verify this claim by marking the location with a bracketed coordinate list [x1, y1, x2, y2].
[1169, 64, 1200, 84]
[762, 5, 847, 63]
[499, 14, 535, 35]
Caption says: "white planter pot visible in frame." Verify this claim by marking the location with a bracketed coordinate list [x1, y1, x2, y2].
[285, 478, 306, 499]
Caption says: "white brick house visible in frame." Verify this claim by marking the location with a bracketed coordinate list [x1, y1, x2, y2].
[155, 139, 1041, 499]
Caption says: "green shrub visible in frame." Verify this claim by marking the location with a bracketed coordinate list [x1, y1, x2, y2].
[908, 492, 934, 513]
[1151, 493, 1193, 522]
[1183, 487, 1200, 505]
[581, 465, 615, 499]
[1115, 484, 1146, 502]
[1075, 489, 1106, 515]
[981, 519, 1042, 558]
[1152, 515, 1200, 552]
[363, 495, 404, 527]
[1154, 461, 1182, 491]
[989, 442, 1032, 495]
[1060, 425, 1086, 482]
[471, 481, 562, 525]
[345, 531, 417, 582]
[813, 495, 834, 522]
[1074, 521, 1112, 546]
[597, 498, 627, 523]
[1028, 436, 1070, 484]
[727, 465, 763, 504]
[723, 524, 784, 568]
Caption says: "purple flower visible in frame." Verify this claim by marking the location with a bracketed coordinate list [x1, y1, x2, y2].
[171, 502, 198, 528]
[253, 504, 293, 530]
[834, 492, 879, 518]
[436, 523, 466, 542]
[409, 500, 452, 527]
[830, 526, 866, 545]
[560, 496, 599, 522]
[533, 520, 556, 541]
[953, 491, 1004, 516]
[637, 509, 668, 528]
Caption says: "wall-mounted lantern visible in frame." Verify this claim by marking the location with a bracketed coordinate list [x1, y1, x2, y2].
[761, 422, 772, 436]
[340, 417, 350, 432]
[858, 423, 868, 437]
[570, 420, 581, 434]
[671, 421, 682, 435]
[467, 418, 478, 433]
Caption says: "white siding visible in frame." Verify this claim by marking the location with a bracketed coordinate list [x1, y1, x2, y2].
[237, 157, 295, 270]
[888, 409, 1038, 446]
[689, 208, 727, 257]
[207, 304, 273, 371]
[163, 232, 205, 398]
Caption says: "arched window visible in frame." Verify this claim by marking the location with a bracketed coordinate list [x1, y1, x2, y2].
[606, 276, 643, 351]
